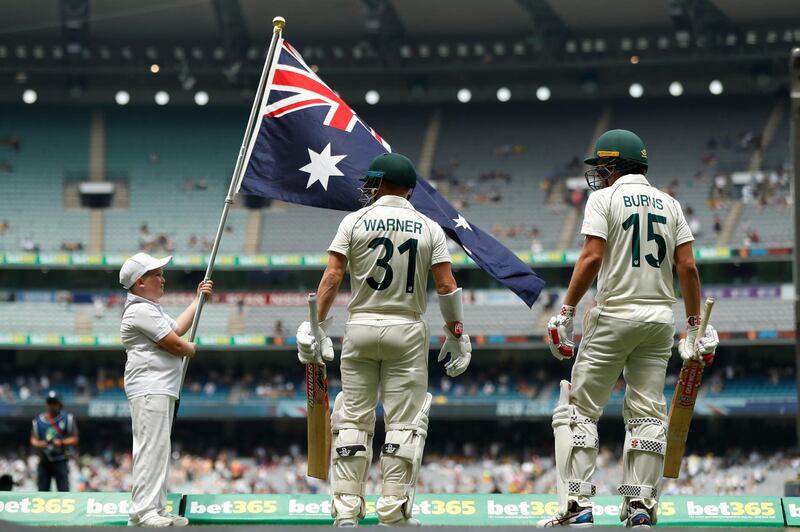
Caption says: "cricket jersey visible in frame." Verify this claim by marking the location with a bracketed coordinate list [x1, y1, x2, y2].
[580, 174, 694, 324]
[120, 293, 182, 399]
[329, 194, 451, 316]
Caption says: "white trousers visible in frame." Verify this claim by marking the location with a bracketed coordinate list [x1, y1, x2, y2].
[568, 307, 674, 511]
[333, 316, 430, 523]
[571, 307, 674, 421]
[129, 394, 174, 522]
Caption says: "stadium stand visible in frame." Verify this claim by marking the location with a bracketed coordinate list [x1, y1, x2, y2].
[736, 204, 793, 247]
[609, 96, 769, 179]
[222, 96, 793, 252]
[733, 166, 793, 246]
[103, 107, 248, 255]
[0, 98, 789, 255]
[0, 285, 792, 337]
[0, 106, 90, 253]
[259, 204, 350, 253]
[1, 356, 792, 405]
[431, 101, 603, 251]
[358, 105, 430, 169]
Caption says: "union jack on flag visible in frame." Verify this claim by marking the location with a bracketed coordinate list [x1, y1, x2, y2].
[263, 41, 390, 150]
[238, 37, 543, 307]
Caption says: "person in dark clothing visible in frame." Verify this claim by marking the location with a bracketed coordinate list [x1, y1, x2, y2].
[30, 391, 78, 491]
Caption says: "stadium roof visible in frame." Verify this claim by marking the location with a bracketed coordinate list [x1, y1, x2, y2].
[0, 0, 799, 43]
[0, 0, 797, 105]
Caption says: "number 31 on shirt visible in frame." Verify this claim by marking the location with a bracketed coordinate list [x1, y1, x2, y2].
[366, 237, 419, 293]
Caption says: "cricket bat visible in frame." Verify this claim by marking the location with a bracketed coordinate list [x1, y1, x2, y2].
[663, 297, 715, 478]
[306, 293, 331, 480]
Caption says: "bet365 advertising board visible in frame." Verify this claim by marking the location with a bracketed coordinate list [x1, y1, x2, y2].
[0, 492, 181, 526]
[0, 492, 789, 527]
[783, 497, 800, 526]
[182, 493, 785, 527]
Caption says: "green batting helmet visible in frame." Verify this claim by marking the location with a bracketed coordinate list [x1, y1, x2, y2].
[361, 153, 417, 189]
[585, 129, 648, 167]
[584, 129, 648, 190]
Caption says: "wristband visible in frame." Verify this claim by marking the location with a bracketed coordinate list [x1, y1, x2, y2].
[687, 315, 701, 328]
[438, 288, 464, 323]
[560, 305, 576, 318]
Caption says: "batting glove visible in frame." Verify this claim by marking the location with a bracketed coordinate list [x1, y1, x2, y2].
[679, 323, 719, 367]
[438, 325, 472, 378]
[296, 318, 334, 365]
[546, 305, 576, 361]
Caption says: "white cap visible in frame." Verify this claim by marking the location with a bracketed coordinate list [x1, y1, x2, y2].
[119, 252, 172, 289]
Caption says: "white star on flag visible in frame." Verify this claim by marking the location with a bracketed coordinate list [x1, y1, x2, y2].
[299, 143, 347, 190]
[453, 214, 472, 231]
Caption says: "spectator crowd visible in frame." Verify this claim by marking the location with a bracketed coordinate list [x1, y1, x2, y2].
[0, 446, 795, 497]
[0, 361, 793, 405]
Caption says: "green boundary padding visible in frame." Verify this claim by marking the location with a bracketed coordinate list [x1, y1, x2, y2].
[0, 492, 794, 526]
[784, 497, 800, 526]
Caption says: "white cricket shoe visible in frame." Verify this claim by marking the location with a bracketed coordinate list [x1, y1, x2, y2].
[159, 510, 189, 527]
[334, 517, 359, 527]
[536, 501, 593, 528]
[139, 513, 174, 527]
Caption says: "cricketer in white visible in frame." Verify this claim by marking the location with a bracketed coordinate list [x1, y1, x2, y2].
[539, 130, 719, 529]
[296, 153, 472, 528]
[119, 252, 212, 528]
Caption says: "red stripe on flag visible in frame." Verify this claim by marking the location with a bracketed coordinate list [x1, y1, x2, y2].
[266, 98, 328, 117]
[272, 69, 354, 130]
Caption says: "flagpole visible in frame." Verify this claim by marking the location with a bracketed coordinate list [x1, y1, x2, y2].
[172, 16, 285, 431]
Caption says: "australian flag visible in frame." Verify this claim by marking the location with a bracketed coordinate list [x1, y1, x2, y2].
[238, 39, 544, 307]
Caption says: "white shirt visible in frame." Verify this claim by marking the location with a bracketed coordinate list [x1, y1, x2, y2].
[120, 293, 182, 399]
[329, 195, 451, 316]
[580, 174, 694, 324]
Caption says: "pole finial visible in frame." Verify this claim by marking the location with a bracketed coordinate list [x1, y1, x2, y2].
[273, 16, 286, 33]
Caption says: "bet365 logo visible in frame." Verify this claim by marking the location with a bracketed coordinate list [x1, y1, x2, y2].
[0, 497, 77, 514]
[686, 501, 775, 518]
[787, 503, 800, 519]
[188, 500, 278, 515]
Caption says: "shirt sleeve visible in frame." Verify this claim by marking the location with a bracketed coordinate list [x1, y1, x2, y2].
[132, 304, 175, 343]
[430, 223, 452, 265]
[328, 214, 354, 257]
[580, 192, 609, 239]
[674, 201, 695, 246]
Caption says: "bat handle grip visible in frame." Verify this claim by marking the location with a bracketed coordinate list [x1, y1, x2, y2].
[696, 297, 715, 340]
[307, 292, 324, 346]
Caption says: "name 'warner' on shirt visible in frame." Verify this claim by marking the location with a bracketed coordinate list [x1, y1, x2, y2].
[362, 218, 423, 234]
